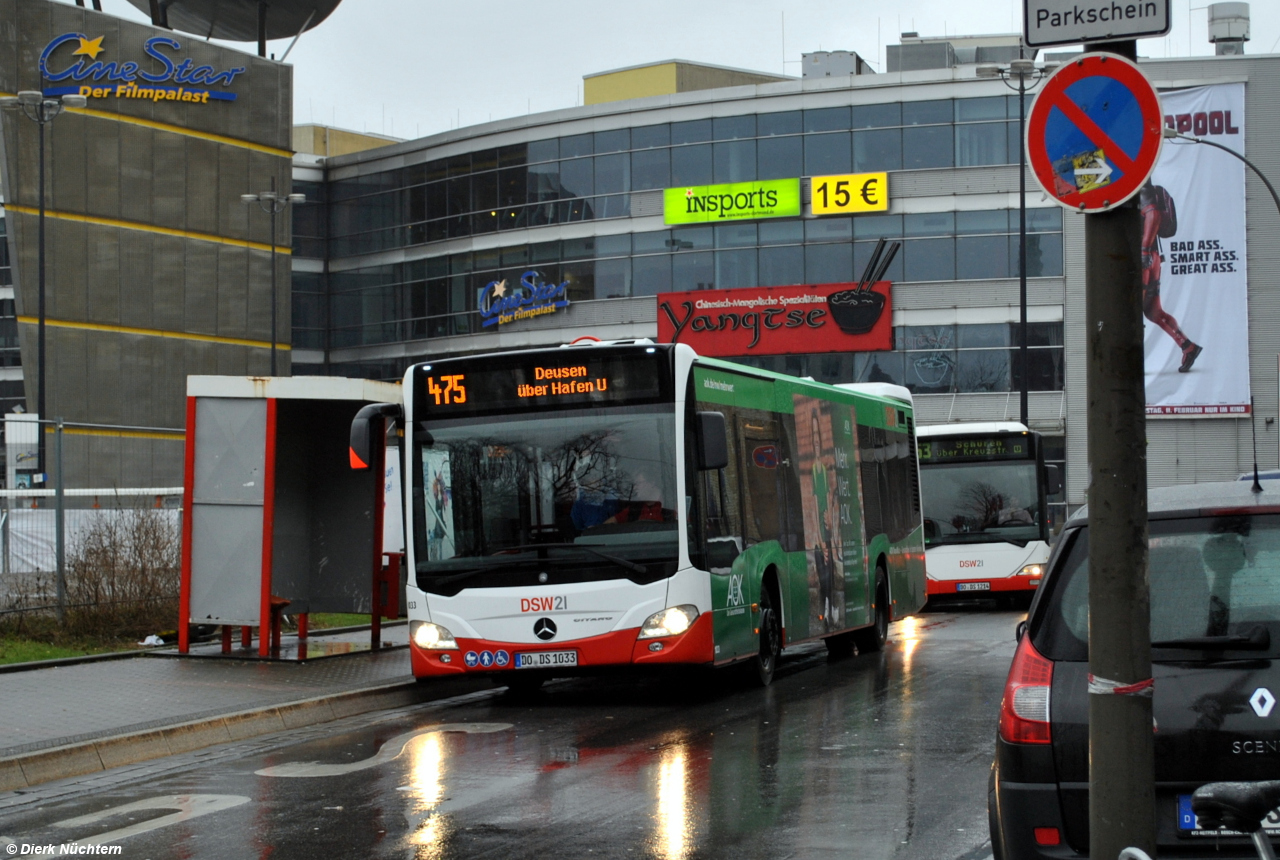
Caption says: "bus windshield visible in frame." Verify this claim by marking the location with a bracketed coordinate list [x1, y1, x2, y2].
[414, 405, 679, 578]
[919, 459, 1042, 546]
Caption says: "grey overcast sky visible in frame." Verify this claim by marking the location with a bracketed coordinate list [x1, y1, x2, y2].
[94, 0, 1280, 141]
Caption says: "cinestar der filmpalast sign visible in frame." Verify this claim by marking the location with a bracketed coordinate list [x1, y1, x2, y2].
[1024, 0, 1170, 48]
[664, 179, 801, 225]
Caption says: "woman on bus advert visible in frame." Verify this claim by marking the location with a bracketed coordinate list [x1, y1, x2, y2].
[797, 399, 846, 634]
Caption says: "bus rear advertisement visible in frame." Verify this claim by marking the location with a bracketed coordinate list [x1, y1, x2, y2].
[352, 340, 926, 687]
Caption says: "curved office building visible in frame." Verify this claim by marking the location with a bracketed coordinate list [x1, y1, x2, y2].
[291, 42, 1280, 523]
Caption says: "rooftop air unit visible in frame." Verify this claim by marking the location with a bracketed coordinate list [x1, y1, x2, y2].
[1208, 2, 1250, 55]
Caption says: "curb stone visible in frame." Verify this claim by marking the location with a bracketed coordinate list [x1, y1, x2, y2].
[0, 678, 425, 792]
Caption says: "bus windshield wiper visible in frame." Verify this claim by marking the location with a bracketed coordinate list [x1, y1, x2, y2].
[497, 543, 648, 574]
[1153, 626, 1271, 650]
[935, 533, 1030, 548]
[419, 566, 490, 586]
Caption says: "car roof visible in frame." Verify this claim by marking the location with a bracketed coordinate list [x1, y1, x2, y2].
[1065, 480, 1280, 528]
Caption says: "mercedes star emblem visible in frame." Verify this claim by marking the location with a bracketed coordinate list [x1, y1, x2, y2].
[533, 617, 557, 640]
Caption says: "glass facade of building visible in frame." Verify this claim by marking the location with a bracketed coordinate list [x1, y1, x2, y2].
[734, 321, 1064, 394]
[323, 95, 1032, 256]
[0, 215, 29, 414]
[294, 94, 1066, 388]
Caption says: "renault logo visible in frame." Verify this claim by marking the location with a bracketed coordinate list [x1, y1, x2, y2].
[533, 617, 557, 641]
[1251, 687, 1276, 718]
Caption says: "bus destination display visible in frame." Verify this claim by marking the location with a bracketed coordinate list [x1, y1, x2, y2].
[416, 352, 668, 418]
[917, 436, 1031, 463]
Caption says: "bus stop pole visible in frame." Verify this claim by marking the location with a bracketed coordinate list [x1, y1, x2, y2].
[55, 418, 65, 625]
[1085, 37, 1156, 860]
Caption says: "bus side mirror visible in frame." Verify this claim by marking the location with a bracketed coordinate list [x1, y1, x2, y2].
[1045, 464, 1062, 496]
[350, 402, 403, 470]
[696, 411, 728, 471]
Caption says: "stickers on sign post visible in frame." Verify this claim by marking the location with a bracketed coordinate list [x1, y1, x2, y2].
[1025, 52, 1164, 214]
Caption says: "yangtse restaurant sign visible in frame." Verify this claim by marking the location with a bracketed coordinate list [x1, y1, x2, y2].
[657, 281, 892, 356]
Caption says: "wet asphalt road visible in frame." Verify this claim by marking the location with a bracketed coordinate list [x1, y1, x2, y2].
[0, 609, 1021, 860]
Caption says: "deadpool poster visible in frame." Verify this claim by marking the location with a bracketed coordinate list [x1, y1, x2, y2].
[1143, 83, 1249, 416]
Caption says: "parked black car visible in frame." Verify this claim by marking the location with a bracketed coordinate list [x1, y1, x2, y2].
[990, 480, 1280, 859]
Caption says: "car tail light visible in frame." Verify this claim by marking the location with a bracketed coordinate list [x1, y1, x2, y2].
[1034, 827, 1061, 846]
[999, 633, 1054, 744]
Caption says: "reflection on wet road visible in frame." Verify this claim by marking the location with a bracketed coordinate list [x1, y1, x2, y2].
[0, 610, 1019, 860]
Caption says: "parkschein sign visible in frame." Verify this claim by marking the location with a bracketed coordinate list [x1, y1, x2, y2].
[664, 179, 801, 225]
[1023, 0, 1170, 47]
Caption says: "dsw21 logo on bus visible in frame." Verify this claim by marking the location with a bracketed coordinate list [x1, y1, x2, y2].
[39, 32, 246, 104]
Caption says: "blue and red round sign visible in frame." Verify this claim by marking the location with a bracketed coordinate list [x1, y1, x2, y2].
[1026, 53, 1164, 214]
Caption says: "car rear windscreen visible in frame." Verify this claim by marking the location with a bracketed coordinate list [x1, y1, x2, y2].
[1035, 514, 1280, 661]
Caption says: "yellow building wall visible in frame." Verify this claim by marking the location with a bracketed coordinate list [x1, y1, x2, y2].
[292, 125, 396, 157]
[584, 63, 679, 105]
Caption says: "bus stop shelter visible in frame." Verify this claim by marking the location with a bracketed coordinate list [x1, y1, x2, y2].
[178, 376, 403, 657]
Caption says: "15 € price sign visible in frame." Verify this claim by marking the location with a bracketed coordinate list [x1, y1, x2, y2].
[811, 172, 889, 215]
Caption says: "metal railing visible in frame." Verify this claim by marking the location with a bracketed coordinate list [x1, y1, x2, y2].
[1, 418, 184, 625]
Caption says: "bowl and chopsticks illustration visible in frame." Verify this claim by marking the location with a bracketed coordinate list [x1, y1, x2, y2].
[826, 237, 900, 335]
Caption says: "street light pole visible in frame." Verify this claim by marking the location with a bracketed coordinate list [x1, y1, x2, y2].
[0, 91, 86, 483]
[37, 115, 46, 479]
[242, 186, 305, 376]
[1164, 126, 1280, 218]
[1018, 69, 1028, 427]
[977, 59, 1051, 427]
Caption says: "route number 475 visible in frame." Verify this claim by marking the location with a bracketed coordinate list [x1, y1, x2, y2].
[427, 374, 467, 405]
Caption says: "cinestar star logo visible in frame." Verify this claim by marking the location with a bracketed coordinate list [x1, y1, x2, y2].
[533, 618, 557, 640]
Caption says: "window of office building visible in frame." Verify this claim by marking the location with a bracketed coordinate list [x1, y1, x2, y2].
[324, 97, 1044, 256]
[318, 207, 1063, 349]
[731, 322, 1065, 394]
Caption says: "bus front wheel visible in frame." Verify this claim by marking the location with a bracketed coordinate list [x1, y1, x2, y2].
[853, 566, 889, 653]
[753, 586, 782, 686]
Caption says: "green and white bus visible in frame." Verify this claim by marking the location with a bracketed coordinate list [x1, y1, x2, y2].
[352, 340, 926, 687]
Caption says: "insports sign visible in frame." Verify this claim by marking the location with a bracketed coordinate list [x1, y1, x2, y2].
[664, 179, 801, 225]
[1024, 0, 1171, 48]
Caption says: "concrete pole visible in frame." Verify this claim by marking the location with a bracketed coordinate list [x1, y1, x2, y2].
[1085, 37, 1155, 860]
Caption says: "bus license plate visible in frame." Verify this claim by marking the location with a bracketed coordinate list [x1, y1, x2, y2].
[1178, 795, 1280, 836]
[514, 650, 578, 669]
[957, 582, 991, 592]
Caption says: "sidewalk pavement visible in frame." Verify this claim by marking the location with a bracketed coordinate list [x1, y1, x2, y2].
[0, 625, 487, 792]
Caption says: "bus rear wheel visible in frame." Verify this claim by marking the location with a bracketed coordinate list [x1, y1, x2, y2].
[753, 586, 782, 687]
[853, 566, 889, 654]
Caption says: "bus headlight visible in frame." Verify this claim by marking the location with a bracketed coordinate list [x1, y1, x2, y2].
[411, 621, 458, 650]
[1019, 564, 1044, 583]
[639, 605, 699, 639]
